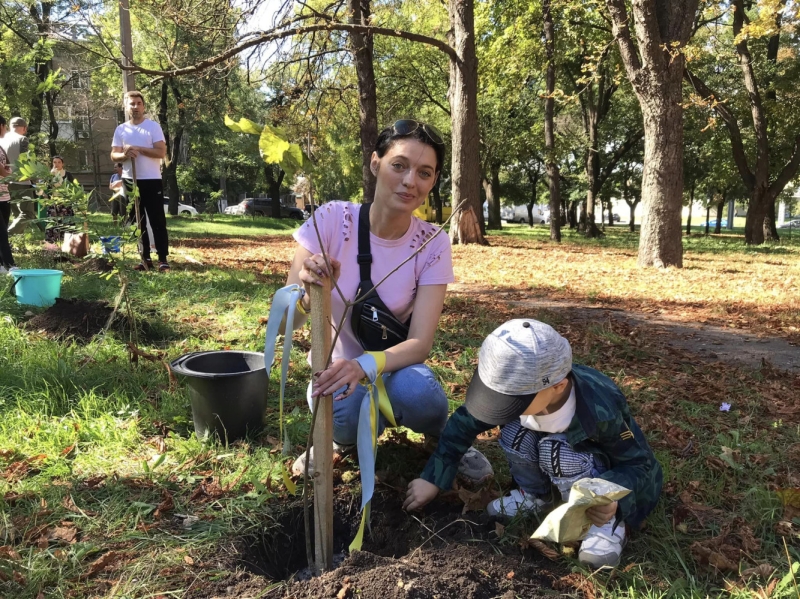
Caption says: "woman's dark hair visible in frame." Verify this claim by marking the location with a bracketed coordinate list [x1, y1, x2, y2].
[115, 162, 123, 168]
[53, 155, 64, 162]
[0, 115, 6, 127]
[374, 121, 445, 173]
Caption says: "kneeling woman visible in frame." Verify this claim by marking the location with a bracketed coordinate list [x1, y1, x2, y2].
[284, 120, 491, 484]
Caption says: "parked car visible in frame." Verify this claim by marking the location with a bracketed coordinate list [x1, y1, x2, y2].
[224, 204, 246, 215]
[503, 205, 547, 224]
[778, 219, 800, 229]
[700, 218, 728, 228]
[612, 213, 621, 222]
[243, 198, 305, 220]
[162, 199, 198, 216]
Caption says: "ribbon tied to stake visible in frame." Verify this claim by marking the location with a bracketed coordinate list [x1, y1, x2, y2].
[264, 283, 306, 494]
[350, 350, 394, 552]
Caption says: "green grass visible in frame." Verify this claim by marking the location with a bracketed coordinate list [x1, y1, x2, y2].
[0, 214, 798, 598]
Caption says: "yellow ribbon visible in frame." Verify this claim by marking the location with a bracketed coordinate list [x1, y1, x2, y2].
[349, 351, 393, 551]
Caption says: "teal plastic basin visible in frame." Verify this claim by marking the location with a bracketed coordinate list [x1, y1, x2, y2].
[11, 269, 64, 307]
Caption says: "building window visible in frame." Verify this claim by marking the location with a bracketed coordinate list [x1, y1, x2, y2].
[74, 118, 90, 140]
[78, 150, 92, 170]
[71, 70, 88, 89]
[116, 109, 126, 124]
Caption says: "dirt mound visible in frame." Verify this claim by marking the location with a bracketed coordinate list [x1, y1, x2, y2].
[25, 298, 115, 341]
[74, 256, 115, 274]
[194, 492, 559, 599]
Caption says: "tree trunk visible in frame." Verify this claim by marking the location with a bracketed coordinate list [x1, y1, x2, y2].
[432, 180, 443, 224]
[705, 204, 711, 235]
[485, 164, 502, 230]
[606, 0, 700, 267]
[686, 180, 694, 235]
[159, 80, 184, 214]
[527, 170, 539, 227]
[626, 200, 639, 232]
[714, 199, 724, 234]
[543, 0, 561, 242]
[349, 0, 378, 203]
[447, 0, 485, 245]
[568, 200, 579, 229]
[584, 143, 602, 238]
[265, 166, 286, 214]
[764, 199, 779, 241]
[637, 74, 685, 267]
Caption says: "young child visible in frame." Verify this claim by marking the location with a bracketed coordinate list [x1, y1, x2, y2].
[403, 319, 663, 568]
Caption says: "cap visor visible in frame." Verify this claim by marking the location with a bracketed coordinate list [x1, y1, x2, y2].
[464, 367, 535, 426]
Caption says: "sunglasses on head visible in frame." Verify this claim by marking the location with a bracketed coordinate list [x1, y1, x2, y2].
[391, 119, 445, 146]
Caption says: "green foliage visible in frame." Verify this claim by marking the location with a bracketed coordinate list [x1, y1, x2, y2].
[225, 115, 309, 178]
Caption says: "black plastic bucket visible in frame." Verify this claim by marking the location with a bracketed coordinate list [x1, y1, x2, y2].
[171, 351, 268, 442]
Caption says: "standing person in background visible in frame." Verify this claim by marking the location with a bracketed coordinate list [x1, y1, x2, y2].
[0, 116, 18, 273]
[44, 156, 76, 244]
[2, 117, 42, 234]
[110, 91, 170, 271]
[109, 162, 126, 226]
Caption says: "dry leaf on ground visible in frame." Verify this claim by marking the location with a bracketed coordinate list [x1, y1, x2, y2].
[553, 573, 596, 599]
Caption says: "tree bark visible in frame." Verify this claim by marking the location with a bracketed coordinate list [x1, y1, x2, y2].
[447, 0, 485, 245]
[348, 0, 378, 203]
[159, 79, 184, 215]
[714, 198, 724, 234]
[686, 180, 694, 235]
[485, 163, 502, 230]
[265, 165, 286, 215]
[432, 180, 443, 224]
[765, 200, 779, 241]
[705, 204, 711, 236]
[606, 0, 700, 267]
[543, 0, 561, 242]
[527, 170, 539, 227]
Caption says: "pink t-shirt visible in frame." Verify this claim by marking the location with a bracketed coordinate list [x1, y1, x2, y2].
[293, 201, 455, 361]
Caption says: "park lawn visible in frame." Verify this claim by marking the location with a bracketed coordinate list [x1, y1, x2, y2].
[0, 214, 797, 598]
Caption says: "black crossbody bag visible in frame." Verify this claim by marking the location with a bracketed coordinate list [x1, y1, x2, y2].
[350, 202, 412, 351]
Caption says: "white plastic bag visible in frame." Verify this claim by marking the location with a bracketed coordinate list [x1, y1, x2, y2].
[532, 478, 631, 543]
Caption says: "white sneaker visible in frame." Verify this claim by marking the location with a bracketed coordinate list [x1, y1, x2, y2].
[8, 266, 19, 273]
[486, 489, 551, 518]
[291, 442, 354, 477]
[579, 520, 627, 568]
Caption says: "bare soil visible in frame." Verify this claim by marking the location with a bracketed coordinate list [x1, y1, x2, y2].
[24, 298, 115, 341]
[191, 492, 559, 599]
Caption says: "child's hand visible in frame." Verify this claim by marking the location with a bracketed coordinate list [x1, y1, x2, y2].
[403, 479, 439, 511]
[586, 501, 618, 526]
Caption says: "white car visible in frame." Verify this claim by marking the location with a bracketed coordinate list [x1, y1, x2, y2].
[224, 204, 246, 215]
[162, 200, 198, 216]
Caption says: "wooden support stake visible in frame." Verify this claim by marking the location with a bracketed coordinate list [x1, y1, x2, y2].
[310, 277, 334, 573]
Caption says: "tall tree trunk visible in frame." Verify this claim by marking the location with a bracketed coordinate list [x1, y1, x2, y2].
[715, 197, 724, 234]
[606, 0, 700, 267]
[543, 0, 561, 242]
[432, 180, 443, 224]
[626, 200, 639, 232]
[447, 0, 485, 245]
[705, 204, 711, 235]
[584, 131, 602, 238]
[764, 198, 779, 241]
[159, 80, 184, 214]
[568, 200, 579, 229]
[527, 170, 539, 227]
[349, 0, 378, 203]
[686, 180, 694, 235]
[265, 166, 286, 212]
[485, 163, 502, 230]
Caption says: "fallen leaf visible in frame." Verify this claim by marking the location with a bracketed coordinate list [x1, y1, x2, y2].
[336, 581, 352, 599]
[83, 551, 122, 579]
[49, 525, 77, 544]
[457, 486, 498, 514]
[494, 522, 505, 538]
[553, 573, 596, 599]
[521, 538, 560, 561]
[183, 555, 194, 565]
[505, 571, 515, 579]
[0, 545, 21, 560]
[154, 490, 175, 519]
[742, 563, 775, 579]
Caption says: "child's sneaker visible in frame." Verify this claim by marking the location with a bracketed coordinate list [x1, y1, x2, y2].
[486, 489, 551, 518]
[458, 447, 494, 484]
[291, 442, 355, 477]
[579, 520, 627, 568]
[158, 261, 170, 272]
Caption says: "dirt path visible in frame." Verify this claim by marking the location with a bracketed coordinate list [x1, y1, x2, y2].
[449, 284, 800, 374]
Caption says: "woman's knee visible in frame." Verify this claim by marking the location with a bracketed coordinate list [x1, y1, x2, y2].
[384, 364, 448, 432]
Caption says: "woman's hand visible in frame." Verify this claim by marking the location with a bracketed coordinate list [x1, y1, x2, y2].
[403, 479, 440, 511]
[298, 253, 341, 295]
[312, 358, 365, 400]
[586, 501, 618, 527]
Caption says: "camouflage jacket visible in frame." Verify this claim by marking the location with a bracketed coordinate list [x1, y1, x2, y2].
[420, 364, 663, 528]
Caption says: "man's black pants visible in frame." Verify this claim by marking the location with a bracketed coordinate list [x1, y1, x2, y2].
[124, 178, 169, 262]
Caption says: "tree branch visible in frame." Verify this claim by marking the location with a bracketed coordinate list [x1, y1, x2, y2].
[605, 0, 642, 82]
[117, 22, 456, 78]
[684, 68, 755, 189]
[767, 134, 800, 199]
[595, 128, 643, 193]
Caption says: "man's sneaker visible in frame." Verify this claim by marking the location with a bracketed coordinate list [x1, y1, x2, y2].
[133, 260, 154, 271]
[158, 261, 170, 272]
[457, 447, 494, 484]
[579, 520, 627, 568]
[291, 442, 355, 477]
[486, 489, 551, 518]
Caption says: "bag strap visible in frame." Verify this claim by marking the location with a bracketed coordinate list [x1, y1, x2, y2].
[357, 202, 373, 284]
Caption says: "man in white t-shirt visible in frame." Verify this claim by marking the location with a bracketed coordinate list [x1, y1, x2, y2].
[110, 91, 170, 271]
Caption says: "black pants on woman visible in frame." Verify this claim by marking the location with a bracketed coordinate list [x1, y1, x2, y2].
[123, 178, 169, 262]
[0, 202, 16, 268]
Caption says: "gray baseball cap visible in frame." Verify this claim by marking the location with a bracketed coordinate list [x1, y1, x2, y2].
[9, 117, 27, 128]
[464, 319, 573, 425]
